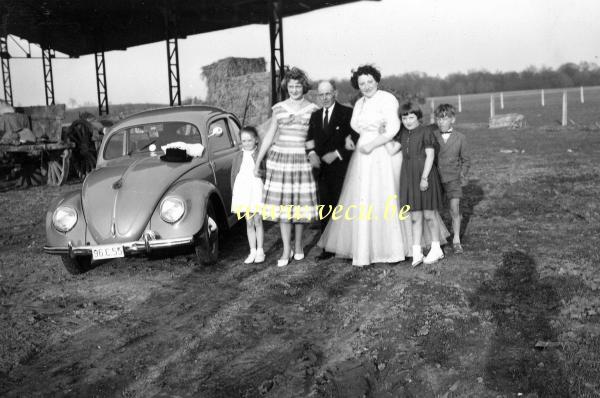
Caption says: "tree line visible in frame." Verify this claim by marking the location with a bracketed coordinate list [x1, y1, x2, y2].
[332, 62, 600, 104]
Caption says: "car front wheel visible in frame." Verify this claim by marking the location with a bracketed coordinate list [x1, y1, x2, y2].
[61, 255, 92, 274]
[194, 202, 219, 265]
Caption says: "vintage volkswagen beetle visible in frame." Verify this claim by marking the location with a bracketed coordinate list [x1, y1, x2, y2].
[44, 106, 241, 274]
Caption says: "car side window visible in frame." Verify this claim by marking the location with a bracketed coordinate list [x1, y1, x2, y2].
[207, 119, 233, 153]
[104, 131, 126, 160]
[227, 118, 241, 145]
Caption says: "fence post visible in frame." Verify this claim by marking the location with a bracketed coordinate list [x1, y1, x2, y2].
[562, 90, 568, 126]
[580, 86, 584, 104]
[458, 94, 462, 112]
[500, 92, 504, 109]
[541, 89, 545, 107]
[490, 95, 495, 118]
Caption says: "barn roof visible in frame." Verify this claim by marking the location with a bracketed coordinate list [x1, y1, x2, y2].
[0, 0, 375, 57]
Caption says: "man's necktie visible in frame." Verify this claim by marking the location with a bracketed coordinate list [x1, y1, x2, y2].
[323, 108, 329, 131]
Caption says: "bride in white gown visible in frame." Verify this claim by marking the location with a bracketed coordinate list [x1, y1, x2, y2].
[318, 66, 412, 266]
[318, 65, 448, 266]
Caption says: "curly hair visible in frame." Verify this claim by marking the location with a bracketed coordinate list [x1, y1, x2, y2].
[399, 101, 423, 120]
[280, 67, 311, 95]
[350, 65, 382, 90]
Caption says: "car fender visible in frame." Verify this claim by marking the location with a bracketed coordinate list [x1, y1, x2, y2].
[149, 178, 228, 239]
[45, 190, 87, 247]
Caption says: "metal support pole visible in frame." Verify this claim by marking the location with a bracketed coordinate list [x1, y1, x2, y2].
[166, 38, 181, 106]
[94, 51, 109, 115]
[269, 0, 285, 105]
[42, 46, 55, 106]
[1, 36, 13, 106]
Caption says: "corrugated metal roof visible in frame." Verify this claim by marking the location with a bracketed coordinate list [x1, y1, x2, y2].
[0, 0, 376, 57]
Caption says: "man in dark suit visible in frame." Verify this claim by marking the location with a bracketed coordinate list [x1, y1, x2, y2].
[306, 80, 358, 260]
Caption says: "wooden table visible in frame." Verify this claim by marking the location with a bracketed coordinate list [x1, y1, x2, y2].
[0, 142, 75, 187]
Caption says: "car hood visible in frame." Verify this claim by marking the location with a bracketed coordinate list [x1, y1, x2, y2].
[82, 156, 203, 244]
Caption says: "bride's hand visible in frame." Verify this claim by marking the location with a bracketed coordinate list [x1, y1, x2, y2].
[359, 144, 372, 154]
[345, 135, 355, 151]
[385, 141, 401, 155]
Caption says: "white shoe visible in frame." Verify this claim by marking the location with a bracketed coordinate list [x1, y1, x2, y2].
[412, 252, 424, 267]
[412, 245, 423, 267]
[293, 251, 304, 261]
[254, 250, 265, 263]
[244, 251, 256, 264]
[424, 246, 444, 264]
[277, 249, 293, 267]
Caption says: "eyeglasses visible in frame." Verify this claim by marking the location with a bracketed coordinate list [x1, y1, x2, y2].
[318, 93, 334, 97]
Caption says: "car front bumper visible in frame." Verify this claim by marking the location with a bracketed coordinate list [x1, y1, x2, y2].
[43, 236, 195, 257]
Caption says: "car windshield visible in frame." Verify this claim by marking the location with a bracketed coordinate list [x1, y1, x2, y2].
[104, 122, 202, 160]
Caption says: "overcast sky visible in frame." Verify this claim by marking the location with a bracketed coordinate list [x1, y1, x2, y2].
[6, 0, 600, 107]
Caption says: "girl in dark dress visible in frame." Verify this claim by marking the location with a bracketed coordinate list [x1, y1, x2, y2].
[397, 101, 445, 266]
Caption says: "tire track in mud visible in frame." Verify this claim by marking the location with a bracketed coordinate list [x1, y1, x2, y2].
[119, 228, 401, 398]
[122, 231, 365, 397]
[4, 225, 357, 397]
[6, 267, 240, 397]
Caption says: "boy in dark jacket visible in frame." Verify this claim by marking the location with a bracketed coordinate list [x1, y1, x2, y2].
[433, 104, 470, 254]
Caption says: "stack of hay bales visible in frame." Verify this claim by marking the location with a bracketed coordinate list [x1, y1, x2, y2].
[0, 99, 15, 115]
[202, 57, 271, 128]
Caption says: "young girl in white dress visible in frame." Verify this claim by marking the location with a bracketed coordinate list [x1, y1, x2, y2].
[231, 126, 266, 264]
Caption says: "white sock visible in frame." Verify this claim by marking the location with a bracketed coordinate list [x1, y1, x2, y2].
[256, 248, 264, 255]
[431, 241, 441, 251]
[412, 245, 422, 256]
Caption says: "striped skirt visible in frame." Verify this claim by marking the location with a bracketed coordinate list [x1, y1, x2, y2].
[262, 145, 319, 222]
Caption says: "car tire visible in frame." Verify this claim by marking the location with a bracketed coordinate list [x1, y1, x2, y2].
[61, 255, 92, 274]
[194, 201, 219, 265]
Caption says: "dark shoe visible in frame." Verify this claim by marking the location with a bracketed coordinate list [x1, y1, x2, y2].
[453, 243, 464, 254]
[316, 251, 335, 261]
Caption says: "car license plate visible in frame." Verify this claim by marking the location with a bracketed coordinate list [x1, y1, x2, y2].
[92, 244, 124, 260]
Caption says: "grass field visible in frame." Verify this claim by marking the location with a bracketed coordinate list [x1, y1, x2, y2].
[1, 91, 600, 397]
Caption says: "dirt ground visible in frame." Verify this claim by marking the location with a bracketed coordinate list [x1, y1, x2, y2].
[1, 123, 600, 397]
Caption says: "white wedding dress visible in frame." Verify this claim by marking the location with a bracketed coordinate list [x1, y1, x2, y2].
[318, 90, 412, 266]
[318, 90, 449, 266]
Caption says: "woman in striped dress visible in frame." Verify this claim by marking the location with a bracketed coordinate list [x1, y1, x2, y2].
[254, 67, 319, 267]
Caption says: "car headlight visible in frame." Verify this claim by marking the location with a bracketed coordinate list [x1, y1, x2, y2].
[160, 197, 185, 223]
[52, 206, 78, 232]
